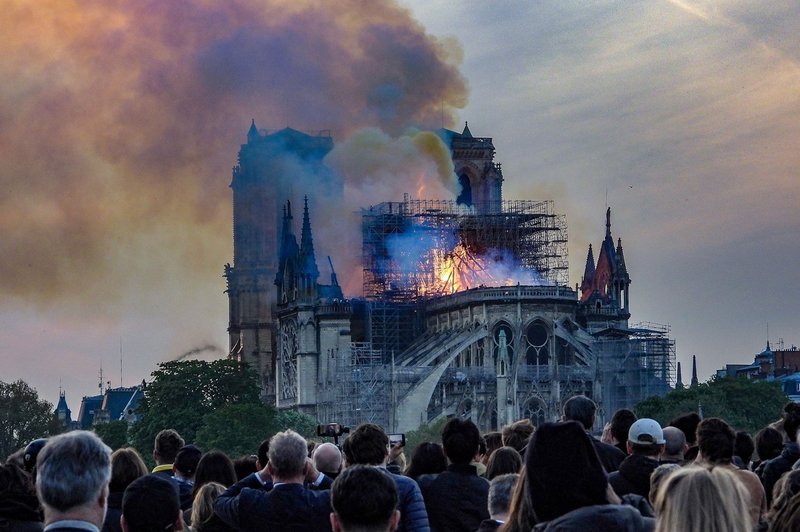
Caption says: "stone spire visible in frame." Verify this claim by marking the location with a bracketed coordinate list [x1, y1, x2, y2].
[462, 121, 473, 138]
[247, 118, 260, 143]
[299, 196, 319, 282]
[691, 355, 699, 387]
[580, 244, 595, 296]
[675, 361, 684, 390]
[605, 206, 612, 239]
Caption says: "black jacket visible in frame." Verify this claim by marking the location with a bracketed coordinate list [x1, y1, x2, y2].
[760, 442, 800, 504]
[417, 464, 490, 532]
[532, 504, 655, 531]
[608, 454, 660, 500]
[592, 437, 626, 473]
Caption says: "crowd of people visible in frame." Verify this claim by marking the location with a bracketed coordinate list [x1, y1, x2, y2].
[4, 396, 800, 531]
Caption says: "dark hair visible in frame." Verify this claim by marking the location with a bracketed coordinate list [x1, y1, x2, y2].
[668, 412, 701, 445]
[563, 396, 596, 431]
[192, 451, 237, 499]
[173, 445, 202, 477]
[233, 455, 258, 480]
[610, 409, 637, 445]
[783, 403, 800, 441]
[344, 423, 388, 465]
[109, 448, 148, 493]
[122, 474, 180, 532]
[404, 442, 447, 480]
[0, 463, 36, 499]
[331, 465, 397, 529]
[755, 427, 783, 462]
[526, 421, 609, 522]
[501, 419, 534, 454]
[257, 438, 270, 468]
[696, 418, 735, 463]
[442, 418, 481, 465]
[734, 431, 755, 465]
[484, 432, 503, 458]
[486, 446, 522, 480]
[154, 429, 184, 464]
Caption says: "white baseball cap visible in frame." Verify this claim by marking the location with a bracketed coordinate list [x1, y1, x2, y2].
[628, 418, 666, 445]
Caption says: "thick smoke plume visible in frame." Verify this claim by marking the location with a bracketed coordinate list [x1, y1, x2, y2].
[0, 0, 468, 319]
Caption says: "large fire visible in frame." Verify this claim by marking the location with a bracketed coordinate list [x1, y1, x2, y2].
[423, 242, 522, 295]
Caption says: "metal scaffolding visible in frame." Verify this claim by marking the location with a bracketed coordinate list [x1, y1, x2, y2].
[594, 322, 676, 421]
[362, 198, 569, 302]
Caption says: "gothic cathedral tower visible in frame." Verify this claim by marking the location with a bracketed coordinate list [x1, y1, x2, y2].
[225, 121, 336, 400]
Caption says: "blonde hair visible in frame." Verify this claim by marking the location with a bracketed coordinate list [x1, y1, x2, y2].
[190, 481, 225, 531]
[654, 466, 751, 532]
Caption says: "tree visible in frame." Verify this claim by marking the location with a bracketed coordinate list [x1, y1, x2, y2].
[405, 417, 449, 454]
[635, 376, 788, 435]
[130, 359, 261, 455]
[94, 420, 130, 451]
[0, 379, 63, 460]
[195, 403, 317, 457]
[195, 403, 276, 458]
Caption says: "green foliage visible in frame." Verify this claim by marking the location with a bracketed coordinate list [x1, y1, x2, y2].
[0, 379, 63, 460]
[272, 409, 317, 439]
[635, 376, 789, 435]
[130, 360, 261, 455]
[94, 420, 129, 450]
[405, 417, 449, 454]
[195, 403, 276, 458]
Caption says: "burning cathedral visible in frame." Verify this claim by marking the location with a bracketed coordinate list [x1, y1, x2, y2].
[225, 121, 675, 433]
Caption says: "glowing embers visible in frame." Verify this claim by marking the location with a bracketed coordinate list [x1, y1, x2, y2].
[422, 242, 547, 296]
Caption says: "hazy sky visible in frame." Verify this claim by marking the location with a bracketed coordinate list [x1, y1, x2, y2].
[1, 0, 798, 408]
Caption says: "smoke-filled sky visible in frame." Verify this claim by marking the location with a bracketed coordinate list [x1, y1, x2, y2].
[2, 0, 798, 408]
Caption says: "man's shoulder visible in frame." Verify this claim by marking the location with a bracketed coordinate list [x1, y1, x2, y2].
[594, 438, 626, 455]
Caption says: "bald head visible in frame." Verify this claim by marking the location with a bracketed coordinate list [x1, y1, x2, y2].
[313, 443, 343, 476]
[662, 427, 687, 460]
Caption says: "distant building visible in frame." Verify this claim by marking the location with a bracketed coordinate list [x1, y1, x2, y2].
[76, 385, 142, 429]
[54, 389, 76, 430]
[716, 342, 800, 400]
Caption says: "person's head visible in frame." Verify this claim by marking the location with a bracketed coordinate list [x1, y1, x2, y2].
[562, 395, 597, 431]
[23, 438, 48, 474]
[501, 419, 534, 454]
[109, 448, 148, 493]
[173, 444, 202, 480]
[769, 469, 800, 521]
[609, 409, 637, 446]
[36, 431, 111, 525]
[233, 455, 258, 480]
[668, 412, 701, 445]
[488, 473, 519, 521]
[256, 438, 271, 470]
[770, 492, 800, 532]
[696, 418, 735, 464]
[482, 432, 503, 464]
[755, 427, 784, 462]
[654, 466, 751, 532]
[485, 446, 522, 480]
[627, 418, 665, 457]
[649, 463, 680, 504]
[267, 430, 308, 481]
[442, 417, 482, 465]
[661, 427, 687, 461]
[0, 462, 36, 502]
[121, 474, 182, 532]
[343, 424, 389, 466]
[734, 431, 755, 465]
[190, 482, 225, 532]
[330, 465, 399, 532]
[783, 402, 800, 441]
[525, 421, 609, 522]
[404, 442, 446, 480]
[153, 429, 185, 466]
[193, 450, 237, 498]
[313, 442, 343, 476]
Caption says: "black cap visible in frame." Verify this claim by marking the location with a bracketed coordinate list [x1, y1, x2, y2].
[173, 444, 202, 476]
[23, 439, 48, 472]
